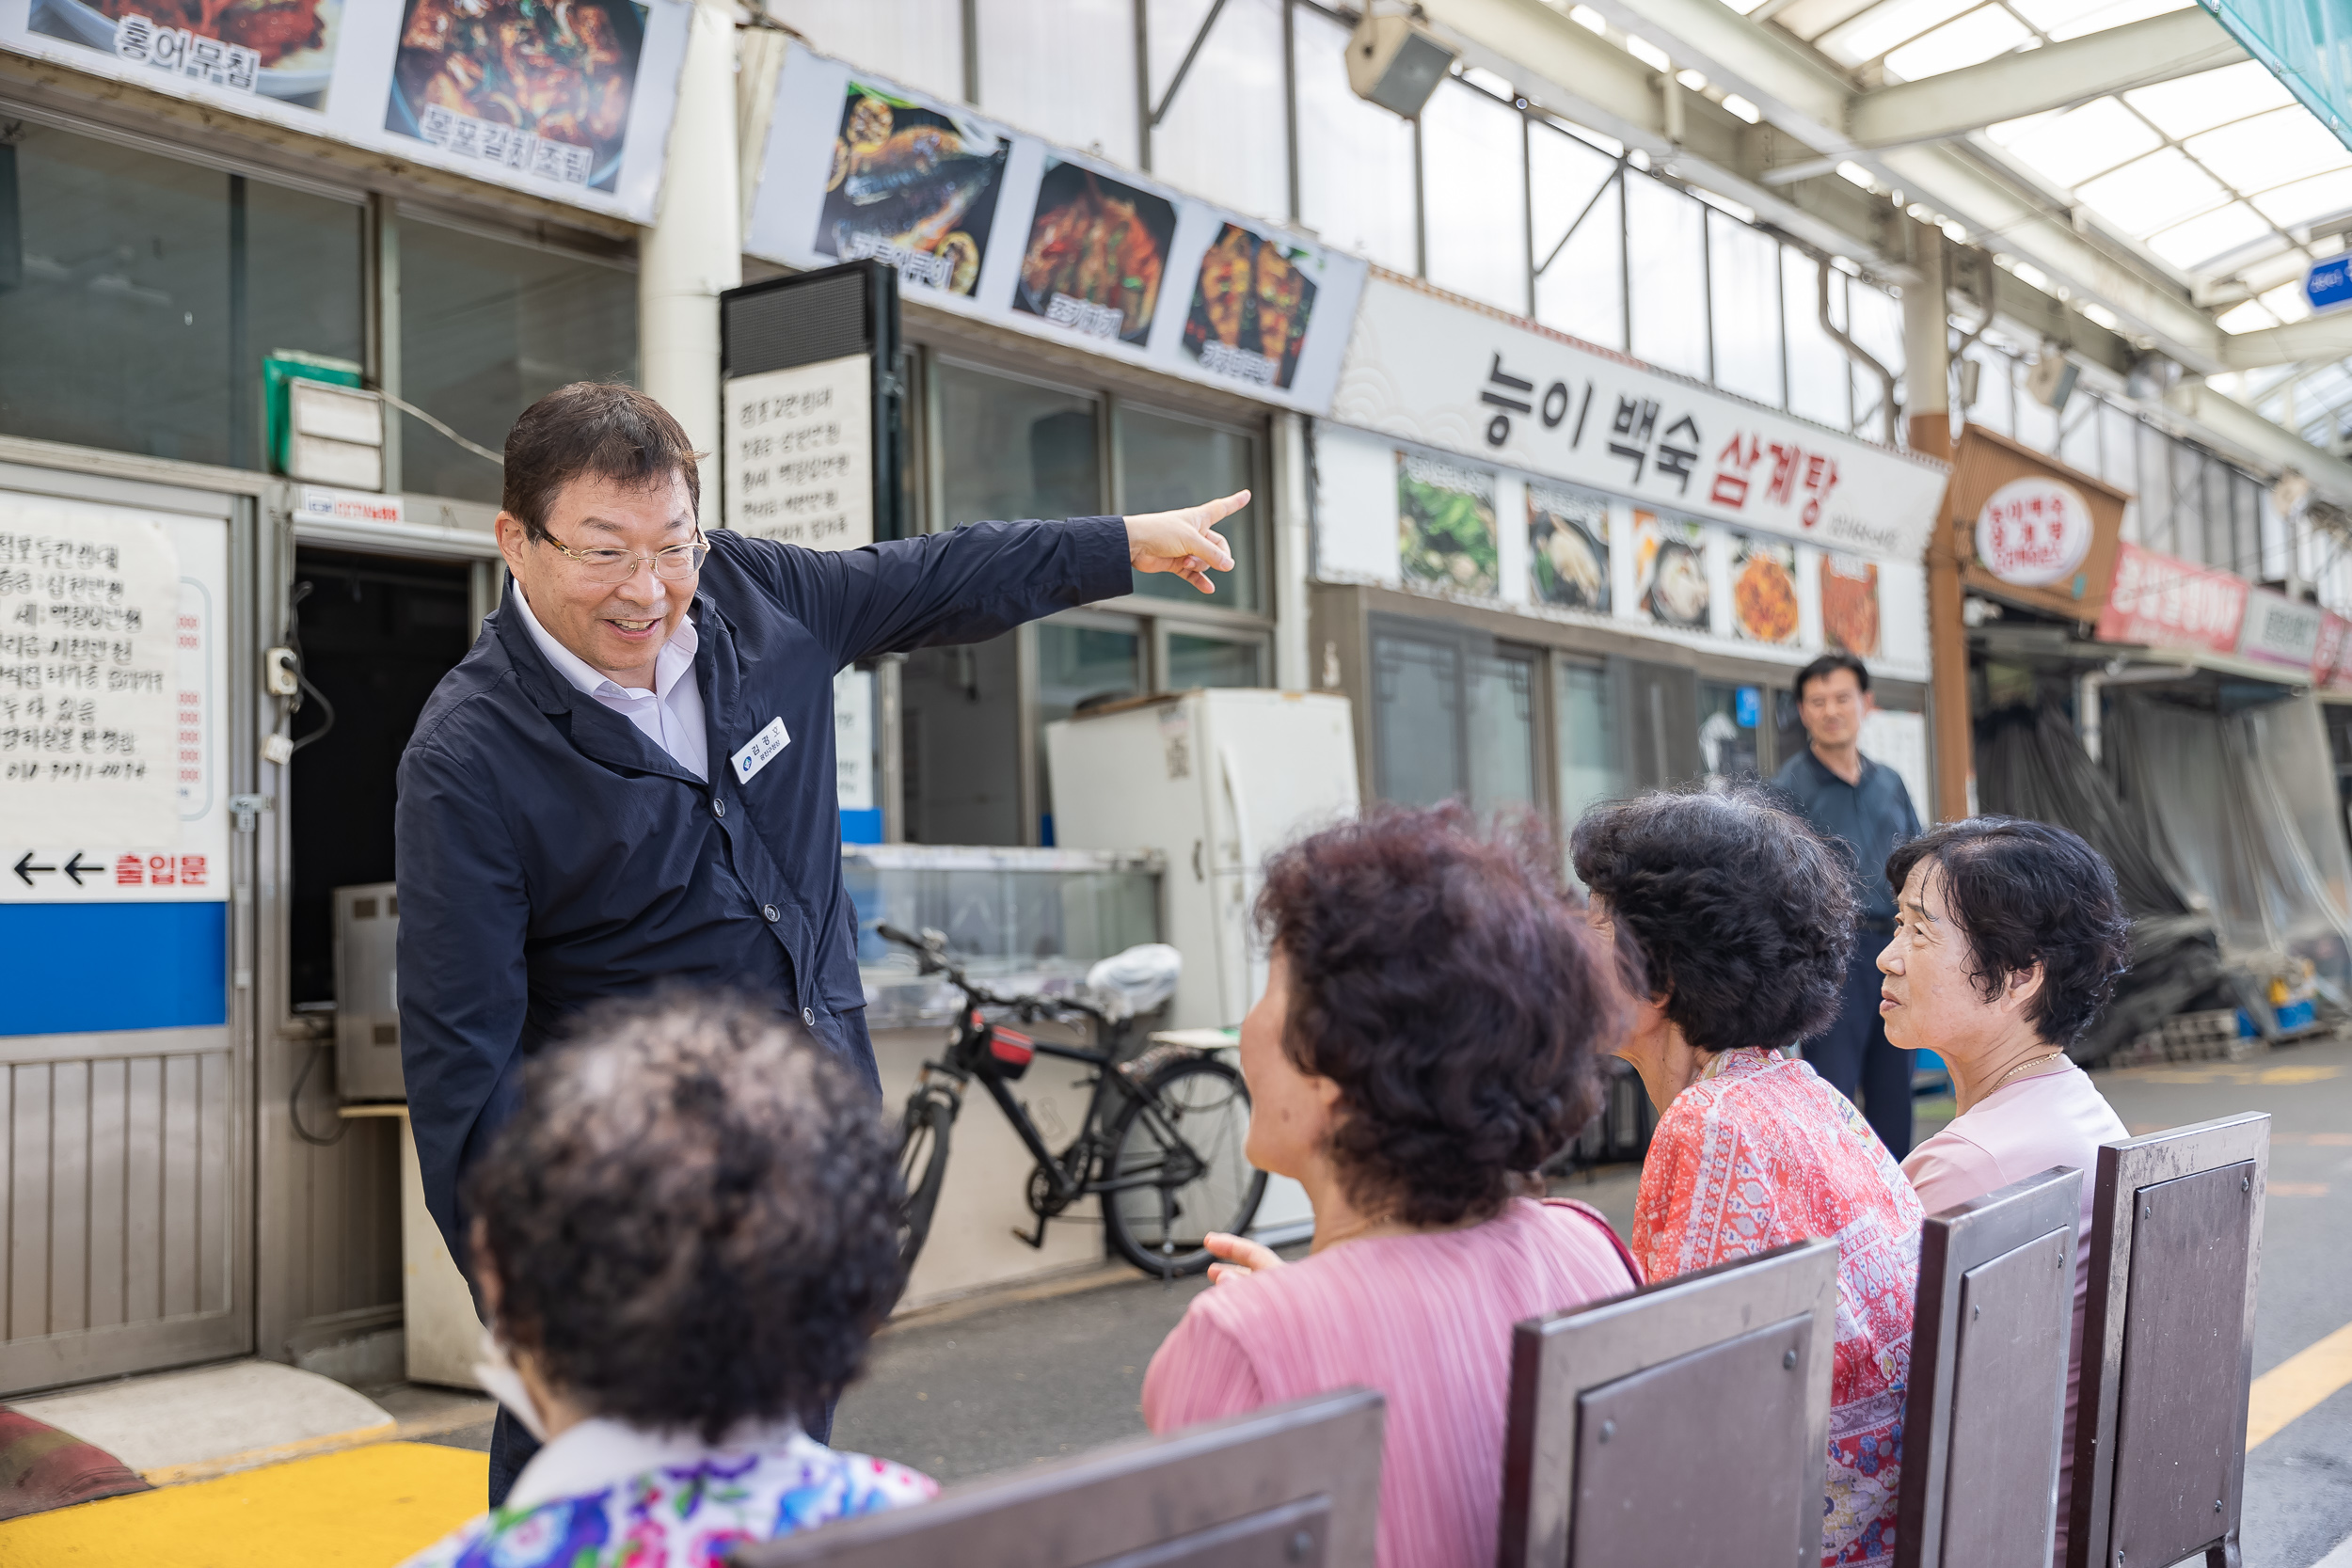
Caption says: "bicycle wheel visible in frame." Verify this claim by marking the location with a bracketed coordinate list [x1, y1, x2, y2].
[897, 1085, 957, 1274]
[1102, 1054, 1265, 1276]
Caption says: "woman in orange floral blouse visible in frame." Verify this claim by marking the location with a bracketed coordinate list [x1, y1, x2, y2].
[1573, 785, 1923, 1567]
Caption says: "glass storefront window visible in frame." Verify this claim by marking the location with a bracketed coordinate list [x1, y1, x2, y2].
[1372, 624, 1536, 813]
[1466, 649, 1538, 814]
[398, 216, 637, 503]
[1167, 631, 1263, 689]
[0, 126, 362, 469]
[1555, 657, 1621, 837]
[1037, 616, 1143, 842]
[937, 359, 1102, 524]
[1117, 404, 1260, 609]
[1698, 680, 1762, 782]
[903, 635, 1024, 847]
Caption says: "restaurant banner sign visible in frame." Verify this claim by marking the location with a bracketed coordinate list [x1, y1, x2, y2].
[1946, 425, 2128, 621]
[2095, 541, 2250, 657]
[743, 43, 1369, 415]
[1327, 274, 1949, 562]
[0, 0, 693, 222]
[2236, 584, 2327, 673]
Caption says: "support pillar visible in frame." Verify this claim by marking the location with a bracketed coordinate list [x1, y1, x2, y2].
[639, 0, 742, 529]
[1904, 217, 1969, 823]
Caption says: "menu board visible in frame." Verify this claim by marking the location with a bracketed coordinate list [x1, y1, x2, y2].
[1634, 511, 1709, 632]
[1528, 481, 1609, 612]
[747, 43, 1368, 415]
[1395, 452, 1497, 597]
[1730, 536, 1800, 646]
[0, 495, 230, 903]
[2, 0, 691, 221]
[1820, 554, 1882, 657]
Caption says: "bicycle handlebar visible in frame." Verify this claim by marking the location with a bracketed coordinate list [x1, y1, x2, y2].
[871, 922, 1108, 1025]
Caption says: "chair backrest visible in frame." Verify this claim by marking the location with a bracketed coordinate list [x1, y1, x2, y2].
[1498, 1236, 1840, 1568]
[735, 1387, 1385, 1568]
[1896, 1165, 2085, 1568]
[2068, 1113, 2268, 1568]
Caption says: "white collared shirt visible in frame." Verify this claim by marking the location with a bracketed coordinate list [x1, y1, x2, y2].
[509, 583, 709, 781]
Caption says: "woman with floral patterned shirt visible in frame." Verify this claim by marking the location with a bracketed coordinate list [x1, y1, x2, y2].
[1574, 786, 1923, 1567]
[397, 992, 935, 1568]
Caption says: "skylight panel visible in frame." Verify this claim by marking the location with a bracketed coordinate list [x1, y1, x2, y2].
[2187, 108, 2352, 196]
[2022, 0, 2190, 42]
[1986, 98, 2163, 190]
[2122, 60, 2296, 141]
[2216, 298, 2278, 333]
[1770, 0, 1886, 44]
[2253, 169, 2352, 230]
[2257, 280, 2312, 325]
[1883, 6, 2033, 79]
[2145, 202, 2275, 269]
[1819, 0, 1980, 65]
[2075, 147, 2228, 234]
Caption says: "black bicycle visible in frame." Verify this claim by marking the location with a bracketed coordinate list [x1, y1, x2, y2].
[877, 923, 1264, 1278]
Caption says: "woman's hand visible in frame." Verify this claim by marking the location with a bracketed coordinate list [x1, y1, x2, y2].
[1125, 491, 1246, 594]
[1204, 1230, 1285, 1286]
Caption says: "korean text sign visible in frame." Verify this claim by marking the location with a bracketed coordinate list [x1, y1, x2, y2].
[1327, 275, 1947, 561]
[2095, 541, 2249, 657]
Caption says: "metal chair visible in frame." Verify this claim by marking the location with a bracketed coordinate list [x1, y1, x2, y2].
[1896, 1165, 2085, 1568]
[1498, 1236, 1840, 1568]
[2067, 1113, 2269, 1568]
[736, 1386, 1385, 1567]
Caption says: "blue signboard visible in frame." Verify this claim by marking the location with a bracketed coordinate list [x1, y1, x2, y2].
[1736, 686, 1762, 728]
[2308, 255, 2352, 314]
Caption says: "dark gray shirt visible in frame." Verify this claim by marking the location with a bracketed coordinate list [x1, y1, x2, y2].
[1772, 746, 1921, 924]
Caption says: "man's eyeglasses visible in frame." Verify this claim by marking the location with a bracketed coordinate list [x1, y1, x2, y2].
[543, 531, 709, 585]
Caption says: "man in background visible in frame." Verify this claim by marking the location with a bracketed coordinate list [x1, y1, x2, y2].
[1772, 651, 1922, 1157]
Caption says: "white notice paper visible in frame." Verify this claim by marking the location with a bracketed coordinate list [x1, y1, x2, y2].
[0, 497, 183, 848]
[723, 357, 873, 549]
[1861, 709, 1931, 826]
[833, 667, 874, 812]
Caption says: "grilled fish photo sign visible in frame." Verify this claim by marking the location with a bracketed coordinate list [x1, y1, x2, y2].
[743, 42, 1369, 415]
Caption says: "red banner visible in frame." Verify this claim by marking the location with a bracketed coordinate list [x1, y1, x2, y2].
[2096, 541, 2249, 657]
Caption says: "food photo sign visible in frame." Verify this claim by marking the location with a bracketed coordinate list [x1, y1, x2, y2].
[745, 42, 1369, 415]
[0, 0, 693, 221]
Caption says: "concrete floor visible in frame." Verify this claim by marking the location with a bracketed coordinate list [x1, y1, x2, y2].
[830, 1037, 2352, 1568]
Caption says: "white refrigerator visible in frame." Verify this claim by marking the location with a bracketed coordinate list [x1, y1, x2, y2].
[1046, 689, 1360, 1031]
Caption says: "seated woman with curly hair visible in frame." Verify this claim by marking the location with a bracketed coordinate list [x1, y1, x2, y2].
[1141, 803, 1638, 1568]
[1572, 786, 1924, 1568]
[399, 993, 931, 1568]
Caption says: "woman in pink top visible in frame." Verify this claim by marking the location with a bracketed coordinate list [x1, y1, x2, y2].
[1574, 787, 1923, 1567]
[1142, 805, 1640, 1568]
[1878, 816, 2132, 1565]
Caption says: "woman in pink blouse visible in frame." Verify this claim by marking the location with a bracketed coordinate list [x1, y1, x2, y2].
[1141, 805, 1639, 1568]
[1878, 817, 2131, 1565]
[1573, 787, 1924, 1567]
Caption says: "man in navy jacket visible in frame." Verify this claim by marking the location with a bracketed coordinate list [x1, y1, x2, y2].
[396, 383, 1241, 1497]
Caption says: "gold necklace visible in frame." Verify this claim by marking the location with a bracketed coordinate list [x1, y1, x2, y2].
[1987, 1050, 2070, 1095]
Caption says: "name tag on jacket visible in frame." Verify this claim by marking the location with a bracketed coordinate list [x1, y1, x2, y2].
[731, 717, 791, 784]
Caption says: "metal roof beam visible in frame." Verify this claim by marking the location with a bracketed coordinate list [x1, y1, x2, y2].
[1847, 8, 2247, 150]
[2219, 312, 2352, 372]
[1570, 0, 2229, 369]
[1415, 0, 1890, 262]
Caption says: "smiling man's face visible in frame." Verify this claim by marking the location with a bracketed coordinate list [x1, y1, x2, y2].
[496, 468, 698, 689]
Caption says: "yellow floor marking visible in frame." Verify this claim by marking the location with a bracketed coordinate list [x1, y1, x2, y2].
[2249, 1321, 2352, 1449]
[0, 1440, 486, 1567]
[2271, 1182, 2331, 1196]
[2130, 1064, 2344, 1086]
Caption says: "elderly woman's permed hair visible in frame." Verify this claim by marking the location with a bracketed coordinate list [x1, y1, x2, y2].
[467, 992, 901, 1442]
[1571, 784, 1858, 1052]
[1254, 802, 1622, 1228]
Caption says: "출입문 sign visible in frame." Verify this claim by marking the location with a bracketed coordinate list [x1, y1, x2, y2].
[743, 43, 1368, 415]
[0, 0, 693, 222]
[1327, 274, 1947, 562]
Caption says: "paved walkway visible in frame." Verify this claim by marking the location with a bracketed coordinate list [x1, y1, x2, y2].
[835, 1037, 2352, 1568]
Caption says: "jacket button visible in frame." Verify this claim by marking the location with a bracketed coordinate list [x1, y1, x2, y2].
[802, 1007, 816, 1025]
[762, 904, 779, 922]
[713, 798, 727, 818]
